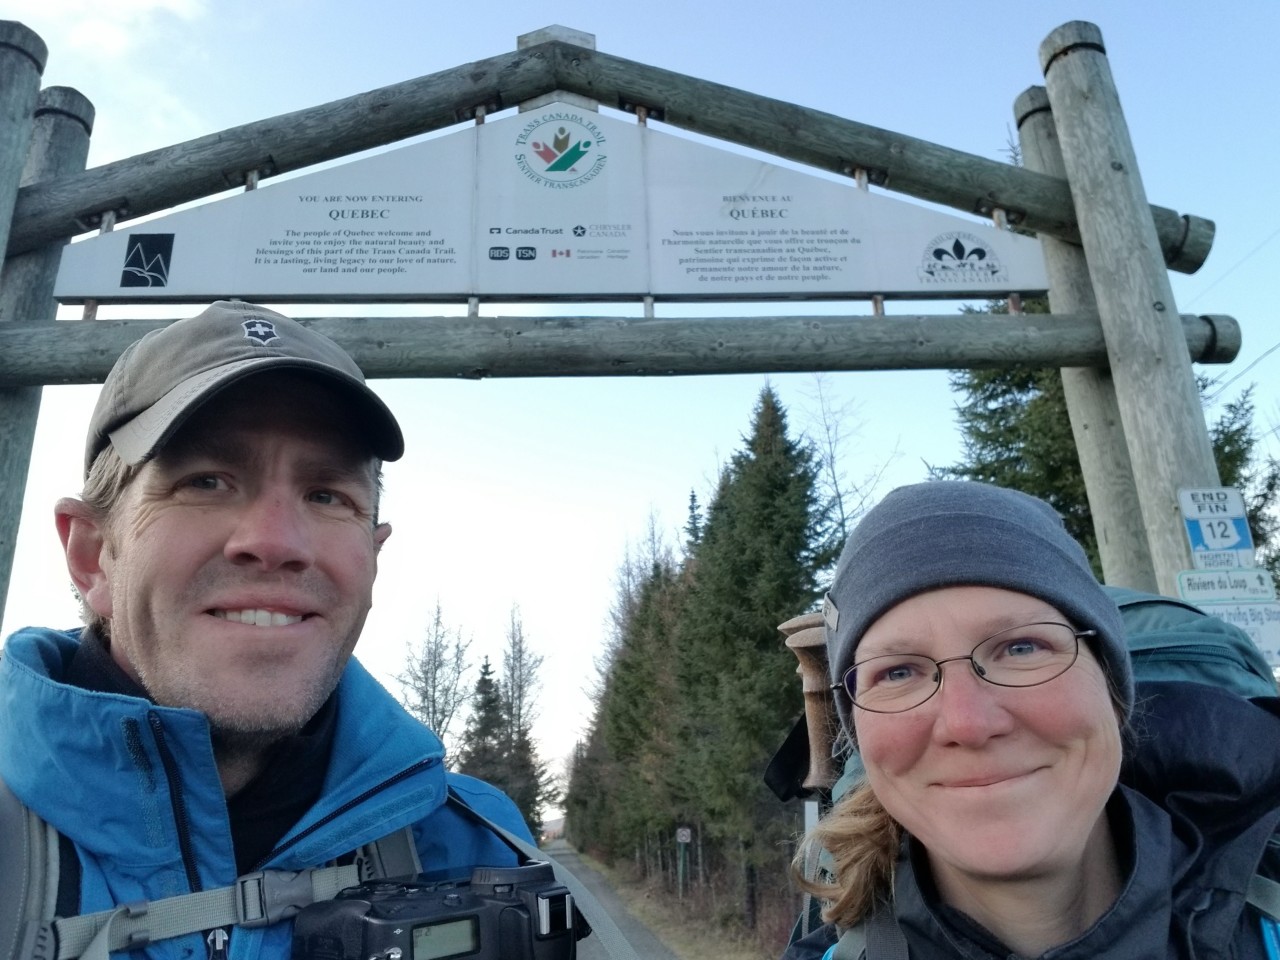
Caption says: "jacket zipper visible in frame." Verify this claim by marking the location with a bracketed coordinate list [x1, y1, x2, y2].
[147, 711, 203, 893]
[251, 756, 436, 871]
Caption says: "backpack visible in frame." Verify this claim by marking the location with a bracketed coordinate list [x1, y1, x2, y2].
[778, 587, 1280, 958]
[0, 777, 638, 960]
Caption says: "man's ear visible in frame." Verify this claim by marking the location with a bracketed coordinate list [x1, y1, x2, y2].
[373, 521, 392, 554]
[55, 498, 113, 619]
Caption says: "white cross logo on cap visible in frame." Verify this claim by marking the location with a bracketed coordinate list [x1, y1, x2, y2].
[241, 318, 280, 345]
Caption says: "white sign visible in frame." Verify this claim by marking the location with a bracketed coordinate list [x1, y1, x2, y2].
[1178, 486, 1255, 569]
[675, 827, 692, 844]
[1177, 568, 1277, 604]
[1201, 602, 1280, 668]
[54, 103, 1050, 303]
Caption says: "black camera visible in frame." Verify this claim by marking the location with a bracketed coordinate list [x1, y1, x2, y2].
[291, 861, 577, 960]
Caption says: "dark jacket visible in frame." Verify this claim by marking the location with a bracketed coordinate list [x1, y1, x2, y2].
[783, 681, 1280, 960]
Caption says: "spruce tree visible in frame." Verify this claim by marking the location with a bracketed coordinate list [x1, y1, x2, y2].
[455, 657, 506, 784]
[672, 385, 837, 925]
[941, 301, 1280, 580]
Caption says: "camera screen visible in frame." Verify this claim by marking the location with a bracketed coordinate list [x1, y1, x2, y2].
[411, 916, 479, 960]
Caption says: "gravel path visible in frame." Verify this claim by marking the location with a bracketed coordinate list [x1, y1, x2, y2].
[542, 837, 681, 960]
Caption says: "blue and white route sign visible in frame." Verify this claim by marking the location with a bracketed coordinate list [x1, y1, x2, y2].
[1178, 487, 1255, 569]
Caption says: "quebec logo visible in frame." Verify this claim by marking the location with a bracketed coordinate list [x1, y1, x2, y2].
[120, 234, 174, 287]
[917, 232, 1005, 284]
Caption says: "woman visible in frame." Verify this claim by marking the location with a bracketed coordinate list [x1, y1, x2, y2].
[785, 480, 1280, 960]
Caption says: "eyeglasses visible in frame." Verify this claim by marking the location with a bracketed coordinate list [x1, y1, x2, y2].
[833, 622, 1096, 714]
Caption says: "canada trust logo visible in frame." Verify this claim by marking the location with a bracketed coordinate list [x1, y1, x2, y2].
[514, 110, 607, 189]
[918, 232, 1005, 284]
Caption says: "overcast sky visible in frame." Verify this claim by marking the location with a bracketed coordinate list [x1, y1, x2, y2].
[4, 0, 1278, 791]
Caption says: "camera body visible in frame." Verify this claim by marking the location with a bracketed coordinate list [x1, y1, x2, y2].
[291, 861, 576, 960]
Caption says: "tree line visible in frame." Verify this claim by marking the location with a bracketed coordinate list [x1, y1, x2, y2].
[398, 603, 558, 838]
[563, 386, 841, 942]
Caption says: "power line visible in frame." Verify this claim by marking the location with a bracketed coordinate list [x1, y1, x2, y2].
[1185, 222, 1280, 309]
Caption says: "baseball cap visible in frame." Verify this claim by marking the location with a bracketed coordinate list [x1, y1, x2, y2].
[85, 301, 404, 474]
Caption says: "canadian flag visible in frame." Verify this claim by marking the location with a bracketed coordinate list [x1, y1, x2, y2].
[551, 249, 571, 258]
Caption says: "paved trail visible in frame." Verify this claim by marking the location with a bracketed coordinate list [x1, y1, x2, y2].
[542, 838, 680, 960]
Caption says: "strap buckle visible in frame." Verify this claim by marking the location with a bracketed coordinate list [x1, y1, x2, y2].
[235, 870, 315, 928]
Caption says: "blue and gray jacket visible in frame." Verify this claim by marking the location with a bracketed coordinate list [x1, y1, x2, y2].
[0, 626, 532, 960]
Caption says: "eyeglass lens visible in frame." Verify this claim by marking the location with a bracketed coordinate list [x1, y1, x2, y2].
[846, 622, 1083, 714]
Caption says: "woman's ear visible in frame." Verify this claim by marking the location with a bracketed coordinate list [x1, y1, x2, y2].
[55, 498, 113, 619]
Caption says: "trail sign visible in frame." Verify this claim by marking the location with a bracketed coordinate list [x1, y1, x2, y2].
[1177, 569, 1277, 604]
[1178, 487, 1255, 569]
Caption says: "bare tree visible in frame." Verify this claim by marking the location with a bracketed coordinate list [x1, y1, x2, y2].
[802, 373, 896, 542]
[398, 599, 472, 758]
[501, 604, 544, 742]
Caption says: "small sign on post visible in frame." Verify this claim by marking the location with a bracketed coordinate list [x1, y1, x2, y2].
[675, 826, 692, 900]
[1176, 486, 1279, 669]
[1178, 488, 1255, 569]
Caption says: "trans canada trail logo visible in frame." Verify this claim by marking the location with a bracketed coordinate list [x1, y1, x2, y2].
[514, 110, 607, 189]
[119, 233, 174, 287]
[917, 232, 1006, 285]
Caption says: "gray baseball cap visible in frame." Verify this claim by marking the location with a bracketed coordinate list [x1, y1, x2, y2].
[85, 301, 404, 474]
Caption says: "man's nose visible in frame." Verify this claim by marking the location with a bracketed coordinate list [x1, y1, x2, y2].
[224, 492, 315, 571]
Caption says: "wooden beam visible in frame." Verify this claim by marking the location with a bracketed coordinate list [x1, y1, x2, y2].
[6, 37, 1213, 273]
[6, 45, 555, 256]
[0, 312, 1237, 387]
[547, 44, 1213, 273]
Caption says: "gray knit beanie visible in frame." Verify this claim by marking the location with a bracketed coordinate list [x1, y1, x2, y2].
[824, 481, 1132, 728]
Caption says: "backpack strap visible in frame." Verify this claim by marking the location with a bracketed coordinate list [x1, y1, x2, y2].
[50, 862, 362, 960]
[832, 903, 908, 960]
[42, 823, 416, 960]
[1249, 872, 1280, 922]
[0, 774, 60, 960]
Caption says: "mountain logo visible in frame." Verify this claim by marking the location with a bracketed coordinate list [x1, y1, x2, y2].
[918, 232, 1005, 284]
[514, 110, 608, 189]
[120, 234, 174, 287]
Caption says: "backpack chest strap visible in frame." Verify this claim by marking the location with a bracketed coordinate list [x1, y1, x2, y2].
[49, 864, 360, 960]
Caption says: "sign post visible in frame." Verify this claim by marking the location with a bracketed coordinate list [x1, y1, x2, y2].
[1176, 487, 1280, 669]
[675, 826, 692, 900]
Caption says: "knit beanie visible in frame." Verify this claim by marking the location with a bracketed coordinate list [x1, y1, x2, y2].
[824, 481, 1132, 728]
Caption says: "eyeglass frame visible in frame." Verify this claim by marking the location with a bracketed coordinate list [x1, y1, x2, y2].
[830, 621, 1098, 714]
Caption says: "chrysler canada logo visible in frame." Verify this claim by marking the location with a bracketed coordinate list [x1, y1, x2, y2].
[918, 232, 1005, 284]
[514, 110, 608, 189]
[119, 233, 174, 287]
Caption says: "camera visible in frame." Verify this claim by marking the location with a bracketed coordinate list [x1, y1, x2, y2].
[291, 861, 577, 960]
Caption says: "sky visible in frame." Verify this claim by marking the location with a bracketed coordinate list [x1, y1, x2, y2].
[4, 0, 1279, 794]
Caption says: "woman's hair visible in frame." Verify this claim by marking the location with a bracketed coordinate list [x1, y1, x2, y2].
[792, 778, 900, 928]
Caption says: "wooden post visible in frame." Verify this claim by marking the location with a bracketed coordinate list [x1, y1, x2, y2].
[0, 21, 46, 256]
[0, 86, 94, 625]
[1015, 85, 1157, 592]
[1040, 21, 1219, 596]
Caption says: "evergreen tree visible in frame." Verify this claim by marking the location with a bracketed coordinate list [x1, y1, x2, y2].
[455, 657, 506, 785]
[940, 300, 1280, 580]
[671, 385, 838, 926]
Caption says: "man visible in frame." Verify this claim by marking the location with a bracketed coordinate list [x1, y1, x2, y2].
[0, 301, 531, 959]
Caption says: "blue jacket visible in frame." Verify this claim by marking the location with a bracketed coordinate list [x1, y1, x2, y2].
[0, 626, 533, 959]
